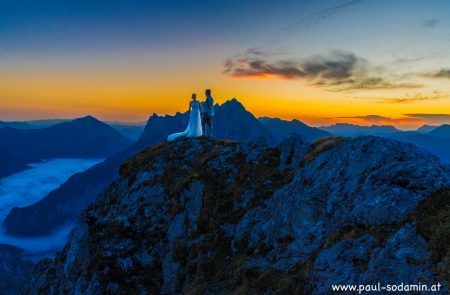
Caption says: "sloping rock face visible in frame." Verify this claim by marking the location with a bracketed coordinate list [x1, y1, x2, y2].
[26, 136, 450, 294]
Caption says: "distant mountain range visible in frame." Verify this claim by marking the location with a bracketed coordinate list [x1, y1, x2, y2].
[0, 116, 131, 178]
[259, 117, 330, 142]
[108, 123, 146, 141]
[25, 119, 72, 128]
[0, 118, 147, 141]
[3, 99, 276, 236]
[2, 99, 450, 237]
[0, 121, 33, 129]
[320, 123, 400, 136]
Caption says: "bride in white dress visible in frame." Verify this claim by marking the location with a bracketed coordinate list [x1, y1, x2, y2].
[167, 93, 203, 141]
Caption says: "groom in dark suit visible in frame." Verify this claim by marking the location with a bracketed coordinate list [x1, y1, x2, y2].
[203, 89, 214, 137]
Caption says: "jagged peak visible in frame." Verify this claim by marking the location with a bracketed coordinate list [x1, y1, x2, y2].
[74, 115, 100, 122]
[219, 98, 246, 111]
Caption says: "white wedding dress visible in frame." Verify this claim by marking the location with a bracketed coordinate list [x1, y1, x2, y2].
[167, 100, 203, 141]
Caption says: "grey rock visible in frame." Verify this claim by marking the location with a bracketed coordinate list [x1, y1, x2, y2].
[26, 136, 450, 294]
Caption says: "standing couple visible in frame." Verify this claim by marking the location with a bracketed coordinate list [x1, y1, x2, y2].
[167, 89, 214, 141]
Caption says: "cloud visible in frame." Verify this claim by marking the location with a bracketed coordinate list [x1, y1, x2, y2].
[375, 91, 448, 104]
[302, 51, 358, 80]
[403, 114, 450, 126]
[336, 115, 398, 124]
[223, 50, 306, 80]
[404, 114, 450, 121]
[280, 0, 362, 33]
[391, 55, 426, 64]
[224, 50, 422, 91]
[422, 19, 438, 28]
[335, 114, 423, 125]
[331, 113, 450, 127]
[422, 68, 450, 79]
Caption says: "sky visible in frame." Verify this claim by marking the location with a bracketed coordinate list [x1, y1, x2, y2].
[0, 0, 449, 129]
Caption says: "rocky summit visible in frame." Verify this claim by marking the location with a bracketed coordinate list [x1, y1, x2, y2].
[27, 136, 450, 294]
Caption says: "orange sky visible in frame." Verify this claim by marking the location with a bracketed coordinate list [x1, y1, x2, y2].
[0, 70, 448, 129]
[1, 1, 450, 130]
[1, 53, 448, 130]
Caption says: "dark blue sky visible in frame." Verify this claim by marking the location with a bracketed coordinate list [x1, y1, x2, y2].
[0, 0, 307, 55]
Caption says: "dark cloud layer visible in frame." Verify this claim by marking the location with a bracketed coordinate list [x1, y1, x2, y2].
[423, 68, 450, 79]
[404, 114, 450, 121]
[376, 91, 448, 104]
[223, 50, 306, 79]
[335, 114, 425, 125]
[336, 115, 398, 123]
[335, 115, 425, 125]
[224, 50, 422, 92]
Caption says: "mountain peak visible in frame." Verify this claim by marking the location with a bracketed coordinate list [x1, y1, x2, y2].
[220, 98, 246, 110]
[139, 98, 273, 144]
[73, 115, 100, 123]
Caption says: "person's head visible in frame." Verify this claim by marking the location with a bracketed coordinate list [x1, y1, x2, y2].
[192, 93, 197, 100]
[205, 89, 211, 96]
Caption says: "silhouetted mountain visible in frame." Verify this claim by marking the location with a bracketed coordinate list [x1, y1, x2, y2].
[139, 98, 274, 144]
[429, 124, 450, 138]
[214, 99, 274, 142]
[259, 117, 330, 142]
[26, 119, 71, 128]
[107, 120, 147, 141]
[3, 99, 273, 236]
[416, 124, 438, 133]
[0, 121, 33, 129]
[320, 123, 400, 136]
[0, 116, 131, 178]
[26, 137, 450, 293]
[109, 124, 146, 141]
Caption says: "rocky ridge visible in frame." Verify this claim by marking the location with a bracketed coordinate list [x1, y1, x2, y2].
[27, 136, 450, 294]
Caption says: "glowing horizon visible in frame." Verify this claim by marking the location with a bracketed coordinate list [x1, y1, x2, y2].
[1, 1, 449, 130]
